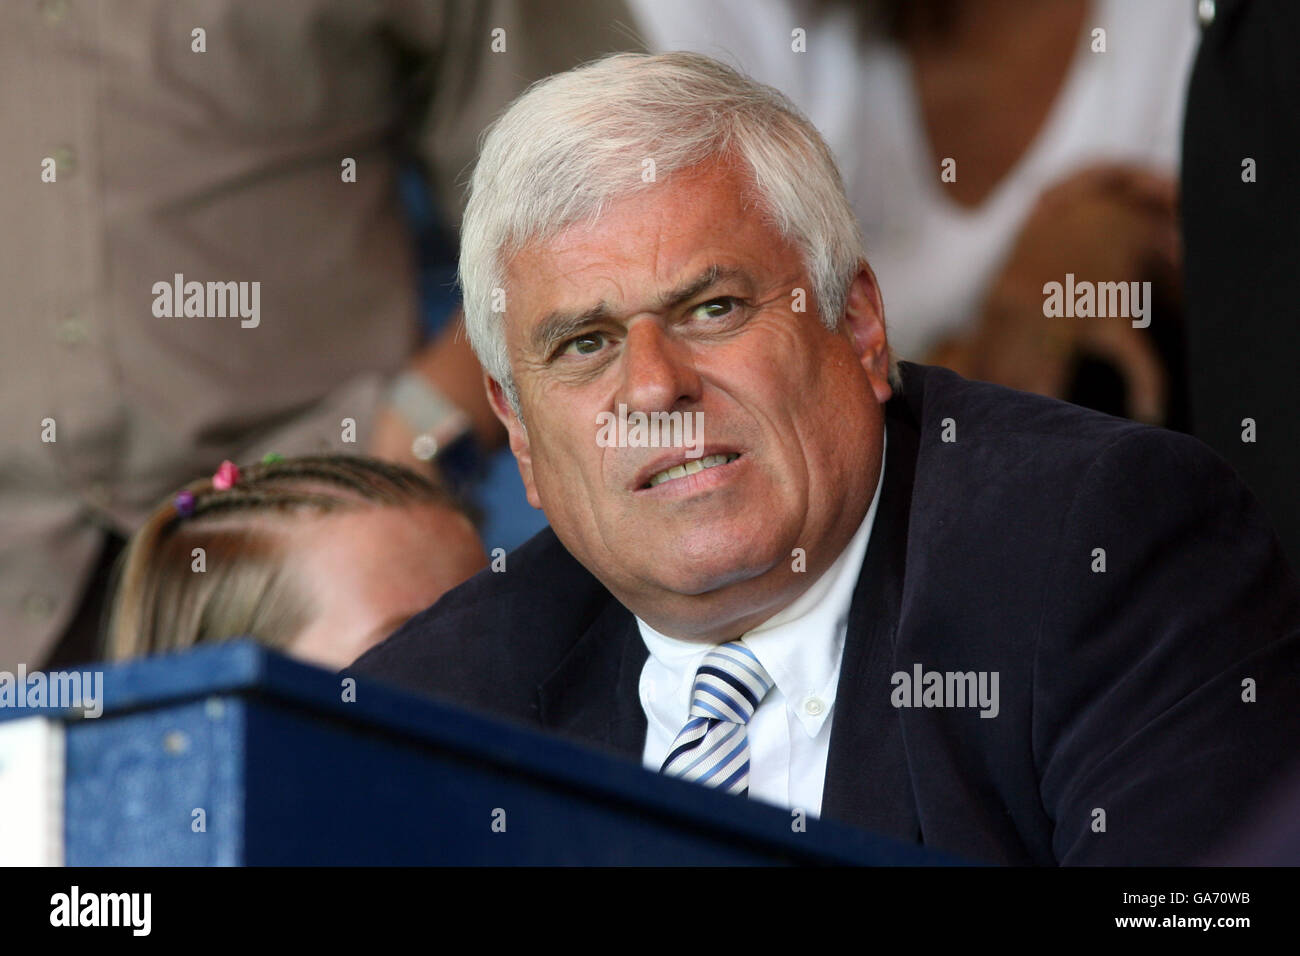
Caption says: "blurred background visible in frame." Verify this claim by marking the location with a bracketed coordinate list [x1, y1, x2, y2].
[1, 0, 1296, 679]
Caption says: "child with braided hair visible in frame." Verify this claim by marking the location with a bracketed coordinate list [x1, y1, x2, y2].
[106, 454, 487, 670]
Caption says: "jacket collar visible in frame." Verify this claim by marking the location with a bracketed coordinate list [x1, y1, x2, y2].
[818, 388, 921, 839]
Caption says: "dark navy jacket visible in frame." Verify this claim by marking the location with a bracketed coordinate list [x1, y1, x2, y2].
[351, 362, 1300, 864]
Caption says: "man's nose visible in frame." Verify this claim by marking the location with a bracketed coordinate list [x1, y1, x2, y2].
[620, 318, 701, 412]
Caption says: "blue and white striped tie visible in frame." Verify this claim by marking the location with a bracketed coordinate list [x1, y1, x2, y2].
[659, 640, 775, 796]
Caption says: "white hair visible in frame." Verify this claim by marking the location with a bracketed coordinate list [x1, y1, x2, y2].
[458, 51, 893, 413]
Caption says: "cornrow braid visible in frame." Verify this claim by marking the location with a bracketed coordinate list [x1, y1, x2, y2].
[106, 454, 473, 663]
[183, 490, 347, 520]
[179, 453, 455, 519]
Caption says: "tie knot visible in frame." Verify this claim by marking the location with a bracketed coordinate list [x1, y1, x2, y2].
[688, 640, 774, 725]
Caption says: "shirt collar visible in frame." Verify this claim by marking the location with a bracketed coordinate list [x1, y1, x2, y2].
[637, 433, 887, 737]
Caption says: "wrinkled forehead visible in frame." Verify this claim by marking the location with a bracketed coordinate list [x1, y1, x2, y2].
[501, 164, 787, 332]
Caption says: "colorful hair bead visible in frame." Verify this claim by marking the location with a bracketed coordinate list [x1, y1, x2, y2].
[174, 490, 196, 517]
[212, 460, 240, 490]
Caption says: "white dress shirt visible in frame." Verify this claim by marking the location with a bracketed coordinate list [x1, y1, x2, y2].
[637, 437, 886, 816]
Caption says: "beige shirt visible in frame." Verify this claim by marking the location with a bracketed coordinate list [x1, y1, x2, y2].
[0, 0, 640, 670]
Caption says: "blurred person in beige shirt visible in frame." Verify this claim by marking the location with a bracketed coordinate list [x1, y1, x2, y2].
[0, 0, 639, 671]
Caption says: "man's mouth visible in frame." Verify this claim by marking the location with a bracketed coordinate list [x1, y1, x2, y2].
[643, 452, 741, 489]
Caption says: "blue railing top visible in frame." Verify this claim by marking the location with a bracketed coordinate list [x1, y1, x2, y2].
[1, 640, 966, 866]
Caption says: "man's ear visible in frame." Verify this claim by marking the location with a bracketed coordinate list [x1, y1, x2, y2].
[485, 373, 542, 509]
[841, 262, 893, 404]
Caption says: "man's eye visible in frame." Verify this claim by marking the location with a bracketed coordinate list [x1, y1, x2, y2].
[692, 297, 739, 320]
[561, 332, 606, 356]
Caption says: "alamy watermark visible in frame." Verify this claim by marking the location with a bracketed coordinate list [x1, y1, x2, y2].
[50, 886, 150, 936]
[151, 272, 260, 328]
[596, 403, 704, 458]
[0, 665, 103, 718]
[1042, 273, 1151, 328]
[891, 663, 999, 718]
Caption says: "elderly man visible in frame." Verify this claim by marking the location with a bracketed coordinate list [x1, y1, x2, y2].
[351, 53, 1300, 865]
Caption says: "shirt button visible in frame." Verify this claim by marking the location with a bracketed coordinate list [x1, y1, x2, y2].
[55, 315, 88, 346]
[804, 696, 825, 717]
[40, 0, 69, 25]
[22, 592, 56, 621]
[1197, 0, 1216, 27]
[51, 145, 77, 178]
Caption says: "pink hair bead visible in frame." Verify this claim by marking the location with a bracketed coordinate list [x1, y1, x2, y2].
[212, 460, 240, 490]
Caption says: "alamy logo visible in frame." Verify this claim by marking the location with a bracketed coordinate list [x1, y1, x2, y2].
[890, 664, 1000, 718]
[0, 665, 103, 718]
[50, 886, 151, 936]
[595, 403, 704, 459]
[1042, 273, 1151, 328]
[152, 273, 260, 328]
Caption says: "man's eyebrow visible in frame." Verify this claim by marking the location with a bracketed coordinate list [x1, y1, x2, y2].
[653, 264, 750, 312]
[530, 303, 615, 358]
[528, 264, 751, 358]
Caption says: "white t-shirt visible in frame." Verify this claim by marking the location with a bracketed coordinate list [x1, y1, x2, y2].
[629, 0, 1200, 360]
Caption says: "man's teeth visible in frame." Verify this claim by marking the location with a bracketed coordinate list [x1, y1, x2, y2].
[647, 453, 739, 488]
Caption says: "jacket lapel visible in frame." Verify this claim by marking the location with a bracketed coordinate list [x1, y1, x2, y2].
[819, 394, 923, 842]
[536, 596, 648, 759]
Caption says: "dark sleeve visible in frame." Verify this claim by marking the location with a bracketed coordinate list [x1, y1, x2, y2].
[1033, 428, 1300, 864]
[344, 528, 611, 729]
[344, 591, 549, 728]
[1183, 0, 1300, 570]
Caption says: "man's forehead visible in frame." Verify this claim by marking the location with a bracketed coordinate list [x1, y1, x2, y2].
[511, 200, 787, 314]
[509, 162, 764, 277]
[519, 248, 758, 306]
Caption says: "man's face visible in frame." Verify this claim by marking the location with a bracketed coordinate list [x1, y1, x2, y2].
[493, 161, 893, 640]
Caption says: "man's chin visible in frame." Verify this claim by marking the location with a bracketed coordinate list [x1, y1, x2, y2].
[636, 543, 781, 598]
